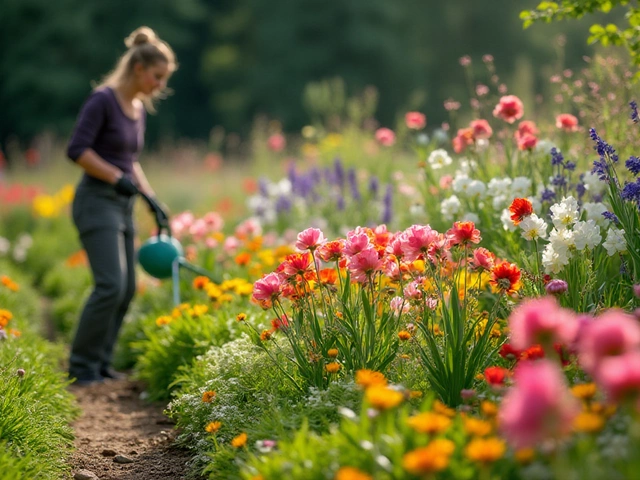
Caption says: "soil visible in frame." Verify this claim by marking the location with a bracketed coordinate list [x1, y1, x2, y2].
[68, 378, 199, 480]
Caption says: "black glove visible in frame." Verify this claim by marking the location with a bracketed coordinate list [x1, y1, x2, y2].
[113, 176, 139, 197]
[144, 195, 170, 228]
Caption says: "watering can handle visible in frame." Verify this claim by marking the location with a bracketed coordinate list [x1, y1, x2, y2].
[139, 191, 172, 236]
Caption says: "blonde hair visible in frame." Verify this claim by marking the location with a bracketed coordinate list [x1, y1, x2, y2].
[98, 26, 177, 112]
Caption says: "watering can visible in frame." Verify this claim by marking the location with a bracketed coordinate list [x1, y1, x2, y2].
[137, 192, 220, 305]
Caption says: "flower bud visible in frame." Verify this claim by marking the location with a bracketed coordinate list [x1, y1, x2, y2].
[16, 369, 25, 377]
[545, 279, 568, 295]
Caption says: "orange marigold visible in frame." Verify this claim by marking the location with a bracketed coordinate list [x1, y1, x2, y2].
[407, 412, 451, 434]
[327, 348, 339, 358]
[403, 439, 455, 475]
[193, 276, 210, 290]
[0, 309, 13, 328]
[334, 466, 373, 480]
[231, 432, 248, 448]
[398, 330, 412, 341]
[465, 437, 506, 463]
[236, 312, 247, 322]
[365, 385, 404, 410]
[202, 390, 216, 403]
[325, 362, 341, 373]
[205, 421, 222, 433]
[355, 369, 387, 388]
[260, 329, 272, 341]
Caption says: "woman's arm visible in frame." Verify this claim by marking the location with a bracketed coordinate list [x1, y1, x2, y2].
[131, 161, 155, 198]
[76, 149, 123, 184]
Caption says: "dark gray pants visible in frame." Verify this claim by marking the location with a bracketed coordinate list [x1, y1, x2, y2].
[69, 177, 136, 381]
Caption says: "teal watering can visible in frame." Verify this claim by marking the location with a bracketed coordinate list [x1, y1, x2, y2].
[137, 193, 219, 305]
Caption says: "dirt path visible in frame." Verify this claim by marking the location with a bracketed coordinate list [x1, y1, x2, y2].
[68, 378, 198, 480]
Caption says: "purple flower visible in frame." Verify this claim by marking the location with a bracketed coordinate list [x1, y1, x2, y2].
[550, 147, 564, 166]
[602, 211, 620, 225]
[626, 156, 640, 176]
[631, 100, 639, 124]
[541, 189, 556, 202]
[545, 279, 568, 295]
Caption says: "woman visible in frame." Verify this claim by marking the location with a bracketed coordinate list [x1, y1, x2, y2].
[66, 26, 175, 385]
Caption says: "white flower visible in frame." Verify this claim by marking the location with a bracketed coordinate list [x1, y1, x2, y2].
[572, 220, 602, 250]
[542, 244, 571, 274]
[582, 202, 609, 227]
[492, 194, 508, 210]
[510, 176, 532, 198]
[487, 178, 512, 197]
[440, 195, 461, 220]
[582, 170, 606, 195]
[463, 212, 480, 224]
[536, 139, 557, 154]
[519, 214, 548, 241]
[549, 227, 575, 255]
[427, 149, 452, 170]
[457, 158, 477, 175]
[550, 196, 580, 229]
[452, 175, 471, 194]
[466, 180, 486, 198]
[602, 228, 627, 256]
[500, 208, 517, 232]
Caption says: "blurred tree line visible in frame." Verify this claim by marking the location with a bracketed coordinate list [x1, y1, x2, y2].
[0, 0, 610, 147]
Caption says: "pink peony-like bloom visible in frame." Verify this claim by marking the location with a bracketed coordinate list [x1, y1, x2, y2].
[202, 212, 224, 231]
[223, 236, 240, 254]
[577, 309, 640, 376]
[252, 272, 284, 302]
[555, 113, 579, 132]
[493, 95, 524, 124]
[403, 280, 423, 300]
[295, 227, 326, 252]
[348, 247, 382, 283]
[439, 174, 454, 190]
[516, 120, 539, 137]
[279, 252, 314, 278]
[446, 221, 482, 246]
[235, 218, 262, 238]
[516, 133, 538, 151]
[469, 119, 493, 140]
[344, 228, 372, 257]
[452, 127, 475, 154]
[405, 112, 426, 130]
[375, 128, 396, 147]
[170, 211, 195, 239]
[390, 296, 410, 314]
[267, 133, 286, 152]
[400, 225, 439, 262]
[595, 351, 640, 404]
[508, 296, 578, 351]
[499, 359, 579, 449]
[470, 247, 496, 271]
[316, 239, 345, 262]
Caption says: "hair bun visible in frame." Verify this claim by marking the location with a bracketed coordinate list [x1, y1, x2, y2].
[125, 26, 157, 48]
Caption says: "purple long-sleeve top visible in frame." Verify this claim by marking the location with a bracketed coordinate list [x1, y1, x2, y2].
[67, 87, 146, 179]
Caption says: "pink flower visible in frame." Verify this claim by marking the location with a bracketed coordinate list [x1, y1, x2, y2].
[493, 95, 524, 124]
[516, 133, 538, 151]
[555, 113, 579, 132]
[470, 247, 495, 271]
[344, 228, 372, 257]
[400, 225, 439, 262]
[403, 280, 423, 300]
[439, 175, 453, 190]
[267, 133, 286, 152]
[316, 239, 345, 262]
[578, 309, 640, 376]
[279, 253, 314, 278]
[508, 296, 578, 351]
[223, 236, 240, 254]
[375, 128, 396, 147]
[499, 360, 579, 449]
[595, 351, 640, 404]
[452, 127, 474, 154]
[348, 247, 381, 283]
[235, 218, 262, 238]
[390, 296, 410, 314]
[252, 272, 284, 302]
[446, 221, 482, 246]
[295, 228, 326, 252]
[475, 84, 490, 97]
[469, 119, 493, 140]
[516, 120, 539, 137]
[202, 212, 224, 231]
[405, 112, 426, 130]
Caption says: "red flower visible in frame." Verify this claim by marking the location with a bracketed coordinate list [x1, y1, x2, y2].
[490, 262, 521, 295]
[469, 119, 493, 140]
[520, 344, 545, 361]
[500, 343, 522, 361]
[493, 95, 524, 123]
[508, 198, 534, 225]
[405, 112, 427, 130]
[516, 133, 538, 151]
[446, 221, 482, 246]
[555, 113, 579, 132]
[279, 253, 313, 278]
[484, 366, 510, 385]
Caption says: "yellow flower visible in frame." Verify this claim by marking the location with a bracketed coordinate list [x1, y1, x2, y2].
[334, 466, 372, 480]
[327, 348, 339, 358]
[191, 304, 209, 317]
[480, 401, 498, 417]
[465, 437, 506, 464]
[155, 315, 172, 327]
[236, 312, 247, 322]
[202, 390, 216, 403]
[571, 383, 597, 401]
[463, 417, 493, 437]
[402, 439, 455, 475]
[205, 284, 223, 300]
[355, 369, 387, 388]
[407, 412, 451, 434]
[409, 390, 423, 399]
[57, 184, 75, 204]
[514, 448, 535, 464]
[398, 330, 412, 341]
[231, 432, 248, 448]
[205, 421, 222, 433]
[573, 412, 605, 433]
[433, 400, 456, 418]
[326, 362, 341, 374]
[365, 385, 404, 410]
[32, 195, 58, 218]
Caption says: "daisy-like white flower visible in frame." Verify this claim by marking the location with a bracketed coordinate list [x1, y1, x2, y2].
[572, 220, 601, 251]
[542, 244, 571, 274]
[427, 149, 452, 170]
[602, 228, 627, 256]
[519, 214, 548, 241]
[550, 196, 580, 229]
[440, 195, 462, 220]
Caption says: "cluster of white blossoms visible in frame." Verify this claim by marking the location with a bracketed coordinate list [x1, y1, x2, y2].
[534, 196, 602, 274]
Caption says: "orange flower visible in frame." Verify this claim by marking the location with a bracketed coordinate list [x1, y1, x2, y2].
[1, 275, 19, 291]
[463, 417, 493, 437]
[235, 252, 252, 266]
[193, 276, 210, 290]
[202, 390, 216, 403]
[205, 421, 222, 433]
[334, 466, 373, 480]
[508, 198, 533, 225]
[327, 348, 339, 358]
[465, 437, 506, 463]
[407, 412, 451, 434]
[236, 313, 247, 322]
[403, 439, 455, 474]
[0, 309, 13, 328]
[155, 315, 172, 327]
[65, 249, 88, 267]
[260, 329, 272, 341]
[489, 262, 521, 295]
[319, 268, 339, 284]
[326, 362, 341, 373]
[398, 330, 412, 341]
[355, 369, 387, 388]
[365, 385, 404, 410]
[231, 432, 248, 448]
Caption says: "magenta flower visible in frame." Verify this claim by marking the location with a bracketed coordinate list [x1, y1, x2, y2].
[375, 128, 396, 147]
[405, 112, 427, 130]
[499, 360, 579, 449]
[344, 228, 372, 257]
[400, 225, 439, 262]
[252, 272, 284, 302]
[578, 309, 640, 376]
[492, 95, 524, 124]
[508, 296, 578, 351]
[595, 351, 640, 405]
[295, 228, 326, 252]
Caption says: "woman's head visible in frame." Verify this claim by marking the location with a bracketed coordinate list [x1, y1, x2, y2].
[100, 26, 177, 109]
